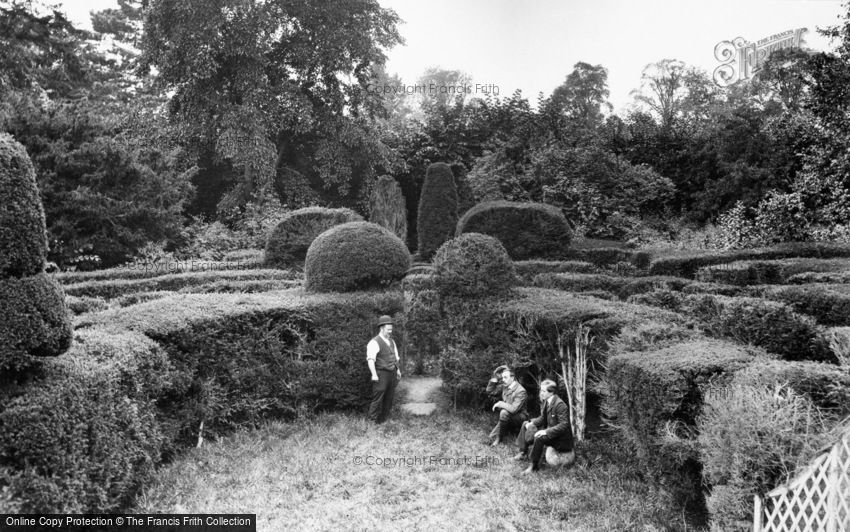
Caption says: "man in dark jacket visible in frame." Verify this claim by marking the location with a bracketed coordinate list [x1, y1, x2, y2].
[514, 379, 574, 473]
[485, 366, 528, 445]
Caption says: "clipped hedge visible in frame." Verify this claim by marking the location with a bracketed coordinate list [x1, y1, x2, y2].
[648, 242, 850, 278]
[65, 295, 109, 315]
[564, 247, 652, 269]
[514, 260, 598, 282]
[756, 284, 850, 326]
[14, 289, 404, 511]
[696, 257, 850, 286]
[0, 328, 171, 512]
[305, 221, 410, 293]
[456, 200, 571, 259]
[604, 339, 757, 508]
[627, 290, 834, 363]
[417, 162, 458, 260]
[0, 132, 47, 277]
[264, 206, 363, 268]
[0, 273, 73, 368]
[63, 269, 299, 299]
[692, 294, 834, 363]
[437, 287, 689, 405]
[432, 233, 516, 298]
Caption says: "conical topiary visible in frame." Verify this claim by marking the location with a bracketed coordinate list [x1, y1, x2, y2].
[0, 133, 72, 369]
[369, 175, 407, 243]
[417, 162, 458, 260]
[0, 132, 48, 277]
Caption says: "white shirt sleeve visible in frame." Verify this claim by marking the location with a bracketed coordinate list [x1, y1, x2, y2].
[366, 338, 379, 361]
[392, 339, 400, 361]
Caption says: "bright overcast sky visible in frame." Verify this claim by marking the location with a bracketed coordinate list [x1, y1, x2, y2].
[60, 0, 845, 112]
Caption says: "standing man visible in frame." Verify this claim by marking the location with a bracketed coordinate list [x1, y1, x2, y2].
[514, 379, 574, 473]
[367, 315, 402, 423]
[486, 366, 528, 446]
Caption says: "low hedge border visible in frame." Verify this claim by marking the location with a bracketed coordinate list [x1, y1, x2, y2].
[648, 242, 850, 279]
[63, 269, 301, 299]
[752, 284, 850, 326]
[514, 260, 599, 282]
[627, 290, 835, 363]
[696, 257, 850, 286]
[532, 273, 743, 300]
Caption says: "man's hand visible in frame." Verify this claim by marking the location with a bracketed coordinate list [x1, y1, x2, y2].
[371, 375, 379, 382]
[396, 368, 402, 379]
[492, 401, 505, 412]
[534, 429, 547, 439]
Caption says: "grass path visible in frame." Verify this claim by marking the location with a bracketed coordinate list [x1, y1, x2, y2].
[134, 381, 689, 531]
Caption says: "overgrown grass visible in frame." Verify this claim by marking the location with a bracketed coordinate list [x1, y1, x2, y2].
[134, 406, 691, 531]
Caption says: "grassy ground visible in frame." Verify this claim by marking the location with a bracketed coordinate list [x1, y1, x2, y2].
[133, 382, 691, 531]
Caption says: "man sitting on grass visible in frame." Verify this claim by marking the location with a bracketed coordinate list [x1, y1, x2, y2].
[486, 366, 528, 446]
[514, 379, 574, 473]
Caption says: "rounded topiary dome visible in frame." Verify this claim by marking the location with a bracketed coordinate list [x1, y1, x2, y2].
[305, 221, 411, 292]
[456, 200, 572, 260]
[265, 206, 363, 268]
[433, 233, 516, 298]
[0, 132, 48, 277]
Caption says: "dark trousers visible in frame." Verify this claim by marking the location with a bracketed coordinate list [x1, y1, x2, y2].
[489, 410, 526, 441]
[516, 423, 555, 470]
[368, 368, 398, 422]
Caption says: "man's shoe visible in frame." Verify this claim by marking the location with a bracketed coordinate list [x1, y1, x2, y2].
[521, 465, 537, 475]
[513, 452, 527, 461]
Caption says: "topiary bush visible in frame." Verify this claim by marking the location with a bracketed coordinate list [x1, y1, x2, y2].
[264, 206, 363, 268]
[417, 162, 458, 260]
[0, 135, 71, 372]
[432, 233, 516, 298]
[369, 175, 407, 243]
[456, 200, 572, 259]
[0, 132, 48, 277]
[305, 222, 410, 292]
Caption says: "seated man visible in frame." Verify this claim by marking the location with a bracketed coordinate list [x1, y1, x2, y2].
[485, 366, 528, 446]
[514, 379, 574, 473]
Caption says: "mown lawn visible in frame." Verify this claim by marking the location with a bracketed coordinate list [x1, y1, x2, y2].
[134, 385, 690, 531]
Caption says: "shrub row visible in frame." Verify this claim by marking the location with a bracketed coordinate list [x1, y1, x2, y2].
[62, 269, 300, 299]
[564, 247, 652, 269]
[6, 289, 404, 511]
[532, 272, 743, 300]
[648, 242, 850, 278]
[753, 284, 850, 326]
[456, 200, 571, 260]
[696, 257, 850, 286]
[513, 260, 598, 282]
[65, 295, 109, 315]
[627, 290, 835, 362]
[787, 270, 850, 284]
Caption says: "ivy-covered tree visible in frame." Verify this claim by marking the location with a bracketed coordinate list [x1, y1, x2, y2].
[140, 0, 404, 216]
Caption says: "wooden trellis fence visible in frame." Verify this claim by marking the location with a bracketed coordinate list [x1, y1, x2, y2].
[754, 423, 850, 532]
